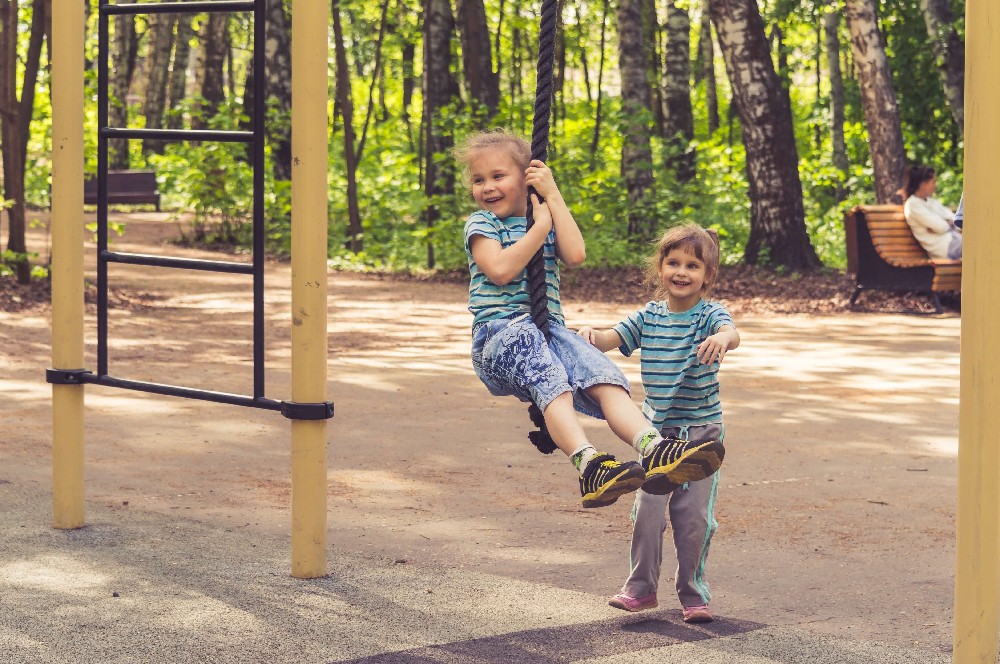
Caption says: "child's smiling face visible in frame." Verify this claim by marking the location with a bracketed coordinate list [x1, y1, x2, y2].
[659, 246, 708, 311]
[469, 150, 528, 219]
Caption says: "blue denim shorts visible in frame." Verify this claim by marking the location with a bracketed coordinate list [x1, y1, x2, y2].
[471, 314, 630, 419]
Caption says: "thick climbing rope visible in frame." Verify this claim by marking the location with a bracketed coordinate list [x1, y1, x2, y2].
[525, 0, 559, 454]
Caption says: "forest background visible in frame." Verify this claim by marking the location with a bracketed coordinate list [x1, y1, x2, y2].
[0, 0, 966, 285]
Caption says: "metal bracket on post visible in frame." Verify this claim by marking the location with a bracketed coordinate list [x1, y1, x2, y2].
[46, 369, 94, 385]
[280, 401, 334, 420]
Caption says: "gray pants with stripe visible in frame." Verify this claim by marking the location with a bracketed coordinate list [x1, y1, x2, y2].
[620, 423, 722, 608]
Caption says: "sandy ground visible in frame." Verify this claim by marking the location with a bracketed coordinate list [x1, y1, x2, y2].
[1, 213, 959, 659]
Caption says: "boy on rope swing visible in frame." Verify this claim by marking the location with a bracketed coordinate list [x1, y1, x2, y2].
[455, 129, 726, 508]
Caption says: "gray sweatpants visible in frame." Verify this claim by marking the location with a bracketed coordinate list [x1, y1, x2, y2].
[620, 423, 723, 608]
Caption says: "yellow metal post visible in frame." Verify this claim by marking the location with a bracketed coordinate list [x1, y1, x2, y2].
[50, 0, 86, 529]
[290, 0, 330, 578]
[953, 0, 1000, 658]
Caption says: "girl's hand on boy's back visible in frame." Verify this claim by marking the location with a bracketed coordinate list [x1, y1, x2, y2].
[525, 160, 559, 199]
[577, 326, 621, 353]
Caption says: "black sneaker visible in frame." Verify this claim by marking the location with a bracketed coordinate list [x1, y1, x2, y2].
[641, 437, 725, 495]
[580, 454, 646, 508]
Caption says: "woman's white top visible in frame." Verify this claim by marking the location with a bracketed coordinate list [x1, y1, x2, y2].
[903, 195, 956, 259]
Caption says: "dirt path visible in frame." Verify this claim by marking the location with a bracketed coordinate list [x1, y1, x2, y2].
[2, 213, 958, 658]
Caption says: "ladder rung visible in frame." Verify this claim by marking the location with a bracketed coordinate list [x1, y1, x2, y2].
[83, 373, 281, 411]
[103, 1, 255, 16]
[102, 127, 255, 143]
[102, 251, 254, 274]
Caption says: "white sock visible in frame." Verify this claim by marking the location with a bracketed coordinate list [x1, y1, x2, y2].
[570, 444, 598, 471]
[632, 428, 662, 455]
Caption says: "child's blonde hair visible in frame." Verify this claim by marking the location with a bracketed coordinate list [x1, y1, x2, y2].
[453, 129, 532, 188]
[646, 223, 721, 297]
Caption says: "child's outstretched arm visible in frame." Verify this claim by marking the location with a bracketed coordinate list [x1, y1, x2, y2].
[525, 160, 586, 267]
[696, 325, 740, 365]
[470, 193, 553, 286]
[577, 326, 623, 353]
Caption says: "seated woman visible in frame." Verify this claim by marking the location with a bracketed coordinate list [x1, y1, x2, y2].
[902, 165, 962, 260]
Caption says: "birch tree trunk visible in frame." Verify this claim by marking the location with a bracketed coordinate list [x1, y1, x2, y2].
[142, 12, 176, 154]
[333, 0, 362, 252]
[617, 0, 655, 237]
[455, 0, 499, 121]
[194, 13, 228, 129]
[918, 0, 964, 134]
[422, 0, 458, 268]
[662, 0, 694, 182]
[698, 0, 719, 135]
[844, 0, 906, 204]
[824, 1, 848, 199]
[165, 13, 194, 129]
[109, 13, 138, 168]
[0, 0, 47, 283]
[709, 0, 820, 269]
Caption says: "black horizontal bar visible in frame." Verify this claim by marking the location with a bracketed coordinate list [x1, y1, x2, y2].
[102, 250, 254, 274]
[83, 373, 283, 411]
[101, 127, 255, 143]
[103, 1, 254, 16]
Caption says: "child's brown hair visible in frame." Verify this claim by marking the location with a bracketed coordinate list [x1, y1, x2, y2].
[452, 129, 531, 188]
[646, 223, 721, 297]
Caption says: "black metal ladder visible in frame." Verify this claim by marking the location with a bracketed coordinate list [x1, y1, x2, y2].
[47, 0, 332, 421]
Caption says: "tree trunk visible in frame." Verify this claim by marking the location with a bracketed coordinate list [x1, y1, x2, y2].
[401, 39, 416, 145]
[333, 0, 363, 253]
[166, 12, 194, 129]
[918, 0, 964, 135]
[617, 0, 655, 237]
[662, 0, 695, 182]
[553, 0, 567, 130]
[0, 0, 48, 283]
[264, 0, 292, 179]
[844, 0, 906, 204]
[195, 13, 228, 128]
[698, 0, 719, 135]
[356, 0, 391, 162]
[641, 0, 663, 136]
[109, 13, 138, 169]
[575, 5, 591, 103]
[590, 0, 609, 156]
[422, 0, 458, 268]
[455, 0, 499, 121]
[142, 12, 175, 154]
[824, 1, 848, 200]
[709, 0, 820, 269]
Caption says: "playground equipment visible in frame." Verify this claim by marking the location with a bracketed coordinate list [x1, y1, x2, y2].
[954, 2, 1000, 659]
[49, 0, 331, 578]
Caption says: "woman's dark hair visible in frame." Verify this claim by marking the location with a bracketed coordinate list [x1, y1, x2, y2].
[904, 165, 936, 198]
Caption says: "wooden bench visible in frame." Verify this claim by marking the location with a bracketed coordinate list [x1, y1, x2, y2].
[845, 204, 961, 313]
[84, 170, 160, 210]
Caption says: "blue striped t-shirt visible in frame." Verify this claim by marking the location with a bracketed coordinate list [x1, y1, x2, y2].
[464, 210, 564, 329]
[614, 299, 734, 428]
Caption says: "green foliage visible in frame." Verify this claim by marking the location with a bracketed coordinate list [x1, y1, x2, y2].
[148, 100, 293, 253]
[6, 0, 967, 280]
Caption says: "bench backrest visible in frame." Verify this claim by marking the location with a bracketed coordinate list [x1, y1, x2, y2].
[846, 205, 931, 273]
[84, 170, 158, 195]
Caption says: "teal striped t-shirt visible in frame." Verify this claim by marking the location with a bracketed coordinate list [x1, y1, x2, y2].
[614, 299, 734, 428]
[464, 210, 564, 329]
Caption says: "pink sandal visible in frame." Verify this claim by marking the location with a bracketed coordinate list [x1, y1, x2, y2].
[608, 592, 658, 612]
